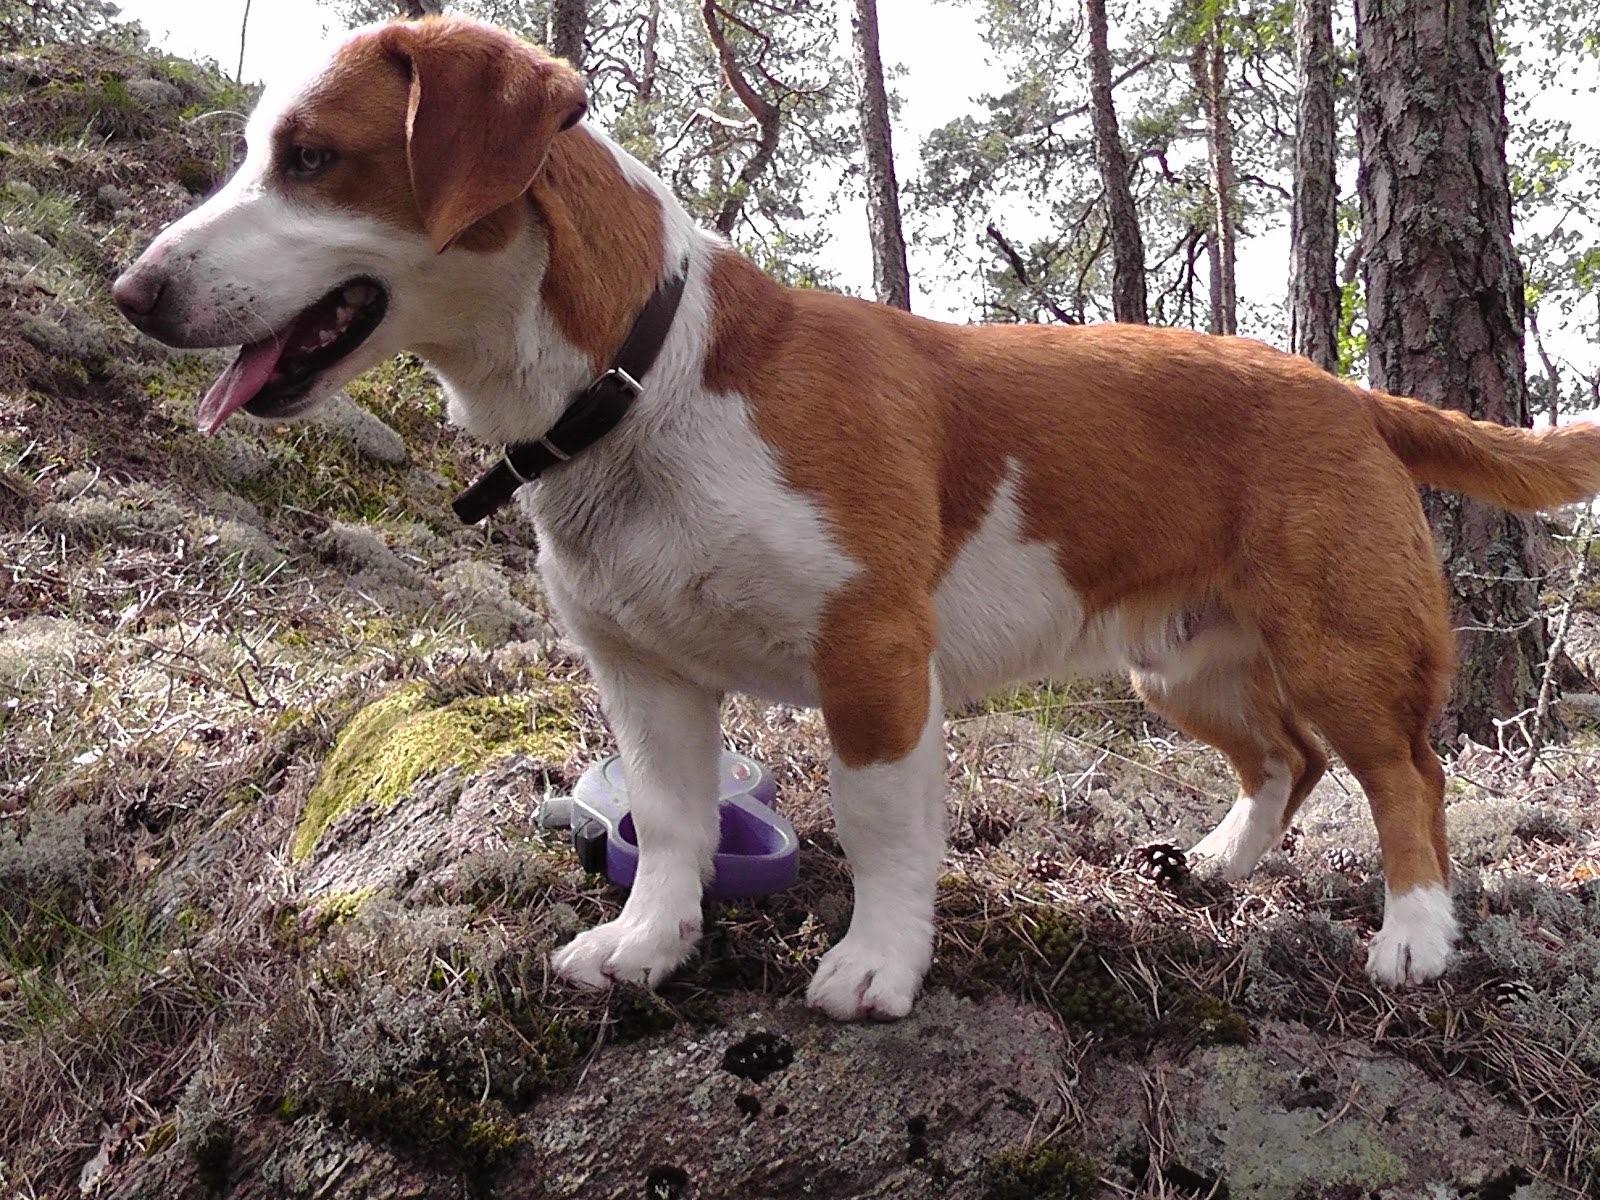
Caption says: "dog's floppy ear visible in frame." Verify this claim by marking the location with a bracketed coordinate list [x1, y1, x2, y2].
[388, 20, 587, 254]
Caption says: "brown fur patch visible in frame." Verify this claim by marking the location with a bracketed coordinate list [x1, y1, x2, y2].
[272, 18, 591, 256]
[531, 129, 668, 373]
[698, 246, 1522, 896]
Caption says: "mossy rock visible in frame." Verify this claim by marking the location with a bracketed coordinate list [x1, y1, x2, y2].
[291, 681, 576, 860]
[939, 878, 1152, 1040]
[332, 1079, 523, 1176]
[985, 1143, 1099, 1200]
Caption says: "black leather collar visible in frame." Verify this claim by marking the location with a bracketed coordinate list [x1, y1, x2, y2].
[451, 262, 689, 525]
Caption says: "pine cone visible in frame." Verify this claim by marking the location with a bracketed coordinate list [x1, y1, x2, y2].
[1130, 843, 1190, 888]
[1491, 978, 1534, 1007]
[1279, 825, 1302, 856]
[1323, 847, 1362, 874]
[1026, 852, 1063, 882]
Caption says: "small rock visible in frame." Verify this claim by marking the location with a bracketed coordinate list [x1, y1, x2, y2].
[4, 229, 52, 264]
[315, 521, 422, 586]
[309, 393, 409, 465]
[96, 183, 133, 211]
[1559, 692, 1600, 723]
[123, 78, 183, 109]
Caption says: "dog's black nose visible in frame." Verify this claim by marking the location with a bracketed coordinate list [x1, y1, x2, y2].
[112, 267, 165, 323]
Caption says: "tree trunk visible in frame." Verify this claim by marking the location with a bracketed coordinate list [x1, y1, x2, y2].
[236, 0, 251, 84]
[849, 0, 911, 311]
[1189, 30, 1236, 334]
[398, 0, 441, 17]
[1356, 0, 1543, 744]
[702, 0, 781, 238]
[1289, 0, 1338, 370]
[546, 0, 586, 68]
[1084, 0, 1148, 324]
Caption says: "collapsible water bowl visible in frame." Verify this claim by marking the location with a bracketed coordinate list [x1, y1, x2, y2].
[541, 750, 799, 899]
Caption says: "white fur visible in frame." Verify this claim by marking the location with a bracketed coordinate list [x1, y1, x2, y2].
[525, 236, 861, 707]
[806, 666, 946, 1021]
[1367, 883, 1458, 986]
[1187, 759, 1291, 879]
[548, 646, 721, 989]
[933, 463, 1094, 702]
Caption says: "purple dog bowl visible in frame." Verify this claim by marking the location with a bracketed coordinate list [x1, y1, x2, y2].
[569, 751, 798, 898]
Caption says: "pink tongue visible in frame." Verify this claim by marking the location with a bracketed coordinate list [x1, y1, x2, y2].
[195, 339, 285, 435]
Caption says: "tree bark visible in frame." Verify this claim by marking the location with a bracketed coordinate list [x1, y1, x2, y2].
[1084, 0, 1148, 324]
[546, 0, 586, 69]
[1356, 0, 1543, 744]
[1189, 30, 1236, 334]
[1288, 0, 1338, 370]
[849, 0, 911, 311]
[398, 0, 441, 17]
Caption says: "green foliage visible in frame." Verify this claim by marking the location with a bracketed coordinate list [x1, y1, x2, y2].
[1336, 277, 1367, 378]
[985, 1143, 1100, 1200]
[0, 0, 141, 49]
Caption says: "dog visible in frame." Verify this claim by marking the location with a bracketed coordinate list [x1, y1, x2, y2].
[113, 16, 1600, 1021]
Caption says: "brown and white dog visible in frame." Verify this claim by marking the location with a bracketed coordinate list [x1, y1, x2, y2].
[114, 17, 1600, 1020]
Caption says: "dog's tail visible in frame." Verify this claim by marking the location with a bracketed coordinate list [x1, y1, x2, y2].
[1369, 391, 1600, 511]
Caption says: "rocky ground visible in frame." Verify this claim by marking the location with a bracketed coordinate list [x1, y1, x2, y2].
[4, 26, 1600, 1200]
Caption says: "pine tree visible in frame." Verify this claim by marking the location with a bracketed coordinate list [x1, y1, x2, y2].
[1356, 0, 1543, 742]
[849, 0, 911, 310]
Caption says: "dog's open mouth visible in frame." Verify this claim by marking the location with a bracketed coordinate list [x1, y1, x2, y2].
[195, 278, 387, 435]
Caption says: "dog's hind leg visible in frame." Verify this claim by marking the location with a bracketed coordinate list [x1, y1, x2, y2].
[1247, 528, 1458, 986]
[807, 595, 945, 1022]
[1134, 655, 1326, 880]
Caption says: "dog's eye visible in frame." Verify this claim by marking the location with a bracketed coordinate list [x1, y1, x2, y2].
[285, 146, 336, 178]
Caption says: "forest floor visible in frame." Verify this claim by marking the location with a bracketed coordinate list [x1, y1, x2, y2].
[4, 33, 1600, 1200]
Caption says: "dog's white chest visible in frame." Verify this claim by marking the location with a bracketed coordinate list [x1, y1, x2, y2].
[527, 401, 859, 703]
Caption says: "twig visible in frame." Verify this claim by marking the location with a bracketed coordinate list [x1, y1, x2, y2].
[1522, 513, 1596, 775]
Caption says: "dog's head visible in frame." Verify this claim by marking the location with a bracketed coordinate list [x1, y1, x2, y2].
[112, 17, 586, 434]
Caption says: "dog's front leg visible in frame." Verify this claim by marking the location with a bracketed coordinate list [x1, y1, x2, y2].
[551, 646, 721, 991]
[807, 609, 946, 1021]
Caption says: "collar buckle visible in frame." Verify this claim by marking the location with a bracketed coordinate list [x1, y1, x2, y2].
[593, 366, 643, 399]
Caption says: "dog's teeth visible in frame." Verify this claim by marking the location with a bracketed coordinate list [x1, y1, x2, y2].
[336, 305, 354, 326]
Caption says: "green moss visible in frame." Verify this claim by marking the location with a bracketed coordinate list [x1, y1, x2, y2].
[174, 158, 214, 195]
[144, 1122, 176, 1156]
[984, 1143, 1099, 1200]
[335, 1081, 523, 1176]
[1169, 990, 1255, 1046]
[290, 682, 575, 860]
[311, 888, 376, 932]
[943, 881, 1151, 1039]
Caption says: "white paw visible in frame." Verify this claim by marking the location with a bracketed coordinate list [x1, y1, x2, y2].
[1186, 826, 1258, 881]
[551, 915, 700, 991]
[1365, 883, 1457, 986]
[805, 932, 929, 1022]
